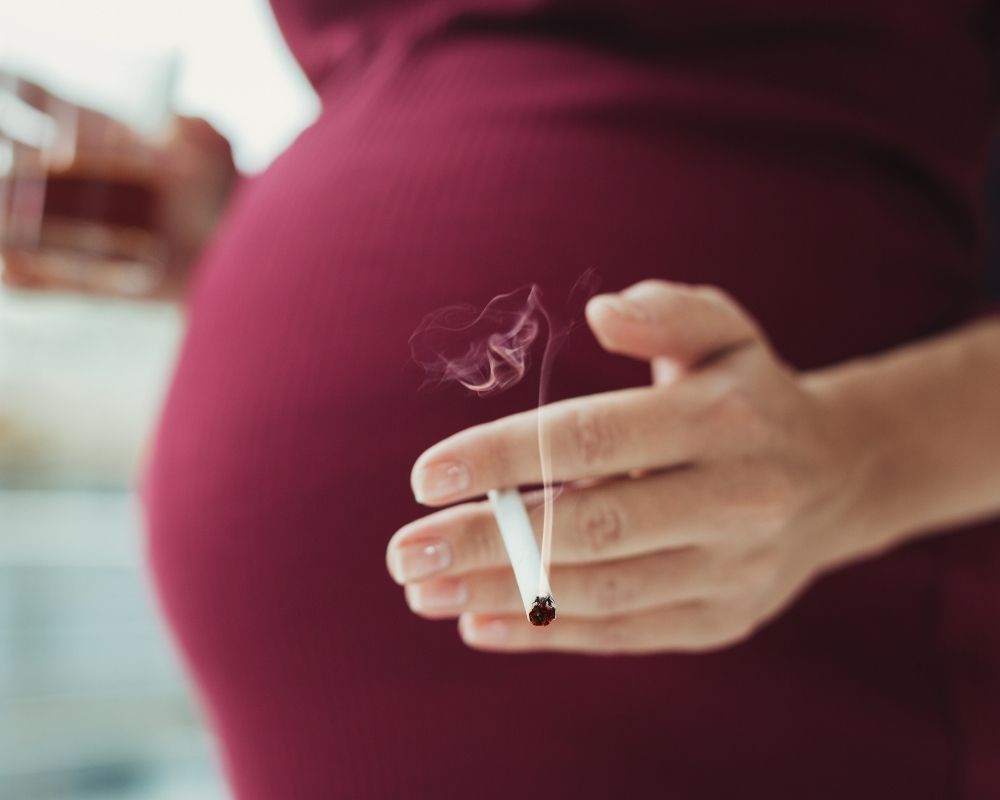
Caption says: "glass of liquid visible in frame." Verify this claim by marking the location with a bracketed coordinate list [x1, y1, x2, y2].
[0, 50, 178, 297]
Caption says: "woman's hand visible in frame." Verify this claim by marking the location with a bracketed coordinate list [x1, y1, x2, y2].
[387, 280, 891, 654]
[1, 75, 236, 300]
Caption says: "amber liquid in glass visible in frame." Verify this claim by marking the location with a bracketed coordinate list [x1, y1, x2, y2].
[1, 158, 167, 293]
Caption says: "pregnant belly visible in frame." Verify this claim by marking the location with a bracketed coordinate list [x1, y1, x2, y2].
[184, 32, 976, 390]
[141, 37, 962, 798]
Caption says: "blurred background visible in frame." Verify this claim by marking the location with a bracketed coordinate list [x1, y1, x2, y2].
[0, 1, 316, 797]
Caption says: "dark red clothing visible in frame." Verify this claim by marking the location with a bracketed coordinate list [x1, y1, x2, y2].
[143, 1, 1000, 797]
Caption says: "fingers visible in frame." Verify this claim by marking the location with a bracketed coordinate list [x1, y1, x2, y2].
[0, 72, 56, 110]
[1, 71, 142, 158]
[1, 253, 44, 289]
[585, 280, 764, 367]
[389, 464, 784, 584]
[403, 547, 715, 621]
[396, 281, 793, 654]
[388, 477, 655, 583]
[1, 250, 163, 297]
[410, 378, 726, 505]
[456, 600, 754, 654]
[410, 281, 773, 507]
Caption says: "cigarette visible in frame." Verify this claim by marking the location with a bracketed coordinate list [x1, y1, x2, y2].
[487, 488, 557, 626]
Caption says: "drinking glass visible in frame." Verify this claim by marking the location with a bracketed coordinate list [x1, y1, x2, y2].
[0, 50, 177, 296]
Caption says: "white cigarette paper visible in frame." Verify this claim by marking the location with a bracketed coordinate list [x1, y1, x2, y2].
[487, 487, 553, 617]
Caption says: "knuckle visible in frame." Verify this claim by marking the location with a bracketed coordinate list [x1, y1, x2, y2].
[712, 386, 768, 441]
[718, 465, 797, 535]
[480, 422, 516, 483]
[589, 567, 639, 616]
[592, 617, 630, 654]
[569, 404, 622, 470]
[460, 508, 506, 567]
[482, 437, 508, 477]
[572, 491, 626, 558]
[729, 547, 780, 596]
[747, 467, 798, 530]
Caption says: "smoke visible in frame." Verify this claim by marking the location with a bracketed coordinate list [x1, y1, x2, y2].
[409, 271, 600, 399]
[410, 270, 601, 593]
[409, 285, 546, 397]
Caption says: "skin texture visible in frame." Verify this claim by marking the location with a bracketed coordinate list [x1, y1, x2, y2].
[386, 279, 1000, 655]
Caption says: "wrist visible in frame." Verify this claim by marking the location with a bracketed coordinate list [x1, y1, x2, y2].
[801, 357, 912, 567]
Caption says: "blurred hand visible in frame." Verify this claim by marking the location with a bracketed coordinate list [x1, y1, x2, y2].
[1, 75, 236, 300]
[387, 280, 885, 654]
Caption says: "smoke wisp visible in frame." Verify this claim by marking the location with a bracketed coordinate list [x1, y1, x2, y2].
[409, 285, 547, 397]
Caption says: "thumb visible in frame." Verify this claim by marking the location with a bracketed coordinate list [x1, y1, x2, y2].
[585, 280, 765, 368]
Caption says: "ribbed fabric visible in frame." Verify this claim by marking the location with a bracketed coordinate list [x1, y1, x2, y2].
[143, 1, 1000, 797]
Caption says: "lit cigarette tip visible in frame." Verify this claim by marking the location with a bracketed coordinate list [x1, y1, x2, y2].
[529, 595, 557, 626]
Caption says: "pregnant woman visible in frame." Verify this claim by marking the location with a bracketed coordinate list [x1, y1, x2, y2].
[117, 0, 1000, 797]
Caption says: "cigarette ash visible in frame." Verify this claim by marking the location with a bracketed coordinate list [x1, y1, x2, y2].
[529, 595, 557, 626]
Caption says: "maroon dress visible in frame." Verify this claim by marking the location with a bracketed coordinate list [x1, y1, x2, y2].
[142, 1, 1000, 797]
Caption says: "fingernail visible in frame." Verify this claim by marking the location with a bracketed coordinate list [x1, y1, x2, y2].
[594, 294, 650, 322]
[463, 617, 509, 644]
[412, 460, 471, 503]
[390, 539, 452, 583]
[406, 578, 468, 611]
